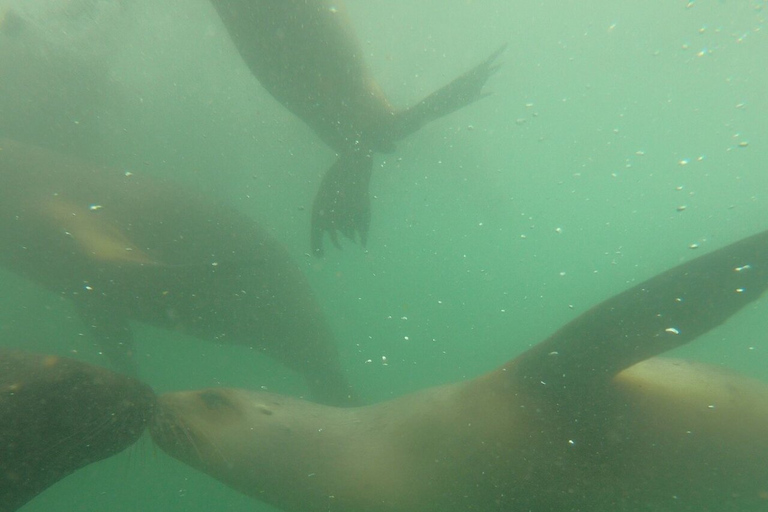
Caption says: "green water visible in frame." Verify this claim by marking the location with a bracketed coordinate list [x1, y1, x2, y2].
[1, 0, 767, 510]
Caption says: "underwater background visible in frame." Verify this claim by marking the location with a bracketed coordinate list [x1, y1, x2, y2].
[0, 0, 766, 510]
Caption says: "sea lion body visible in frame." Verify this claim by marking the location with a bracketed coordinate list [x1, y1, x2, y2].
[209, 0, 394, 153]
[208, 0, 504, 253]
[0, 350, 155, 511]
[153, 359, 768, 512]
[0, 139, 354, 405]
[152, 229, 768, 511]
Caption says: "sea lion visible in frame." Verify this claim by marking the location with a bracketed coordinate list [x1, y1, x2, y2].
[207, 0, 504, 254]
[0, 349, 155, 511]
[152, 228, 768, 512]
[0, 138, 355, 405]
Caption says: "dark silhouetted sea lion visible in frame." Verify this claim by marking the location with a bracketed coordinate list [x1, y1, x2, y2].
[207, 0, 504, 254]
[152, 228, 768, 512]
[0, 138, 355, 405]
[0, 349, 154, 511]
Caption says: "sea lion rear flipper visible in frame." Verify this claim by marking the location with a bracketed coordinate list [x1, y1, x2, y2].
[510, 229, 768, 396]
[311, 150, 373, 256]
[391, 44, 506, 140]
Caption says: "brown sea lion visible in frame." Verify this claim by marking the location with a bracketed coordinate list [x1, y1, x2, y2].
[0, 349, 155, 511]
[0, 138, 355, 405]
[152, 228, 768, 512]
[207, 0, 504, 255]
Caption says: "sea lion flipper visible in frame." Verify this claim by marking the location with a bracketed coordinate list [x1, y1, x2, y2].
[391, 43, 507, 140]
[311, 150, 373, 256]
[511, 229, 768, 395]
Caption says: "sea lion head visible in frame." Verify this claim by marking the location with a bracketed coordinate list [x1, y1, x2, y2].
[151, 388, 308, 467]
[151, 388, 359, 508]
[0, 351, 156, 510]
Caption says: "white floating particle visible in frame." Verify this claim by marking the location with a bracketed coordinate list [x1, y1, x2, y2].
[679, 158, 690, 166]
[89, 204, 103, 211]
[735, 288, 744, 293]
[665, 327, 680, 335]
[735, 265, 751, 272]
[689, 243, 699, 249]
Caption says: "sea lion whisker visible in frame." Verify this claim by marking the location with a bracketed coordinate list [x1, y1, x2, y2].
[154, 408, 206, 465]
[30, 411, 119, 462]
[180, 417, 232, 468]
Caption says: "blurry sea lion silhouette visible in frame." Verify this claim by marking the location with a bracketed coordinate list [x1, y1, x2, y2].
[0, 138, 356, 405]
[208, 0, 504, 255]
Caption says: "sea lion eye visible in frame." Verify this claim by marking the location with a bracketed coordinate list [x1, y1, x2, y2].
[198, 390, 231, 409]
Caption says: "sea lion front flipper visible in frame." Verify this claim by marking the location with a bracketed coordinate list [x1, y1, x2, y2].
[311, 150, 373, 256]
[391, 44, 506, 140]
[510, 229, 768, 397]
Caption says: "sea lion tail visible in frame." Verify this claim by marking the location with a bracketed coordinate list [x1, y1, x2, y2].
[509, 229, 768, 394]
[390, 43, 506, 140]
[310, 150, 374, 256]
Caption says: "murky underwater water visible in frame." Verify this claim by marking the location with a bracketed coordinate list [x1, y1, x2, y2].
[0, 0, 766, 510]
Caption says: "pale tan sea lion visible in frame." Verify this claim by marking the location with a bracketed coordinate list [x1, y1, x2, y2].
[152, 228, 768, 512]
[208, 0, 504, 255]
[0, 349, 155, 511]
[0, 138, 355, 405]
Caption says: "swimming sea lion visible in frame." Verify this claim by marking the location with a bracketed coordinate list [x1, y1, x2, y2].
[207, 0, 504, 254]
[0, 138, 355, 405]
[0, 349, 155, 511]
[152, 228, 768, 512]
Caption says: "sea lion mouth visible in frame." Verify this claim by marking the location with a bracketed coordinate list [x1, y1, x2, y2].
[150, 398, 219, 467]
[150, 403, 188, 449]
